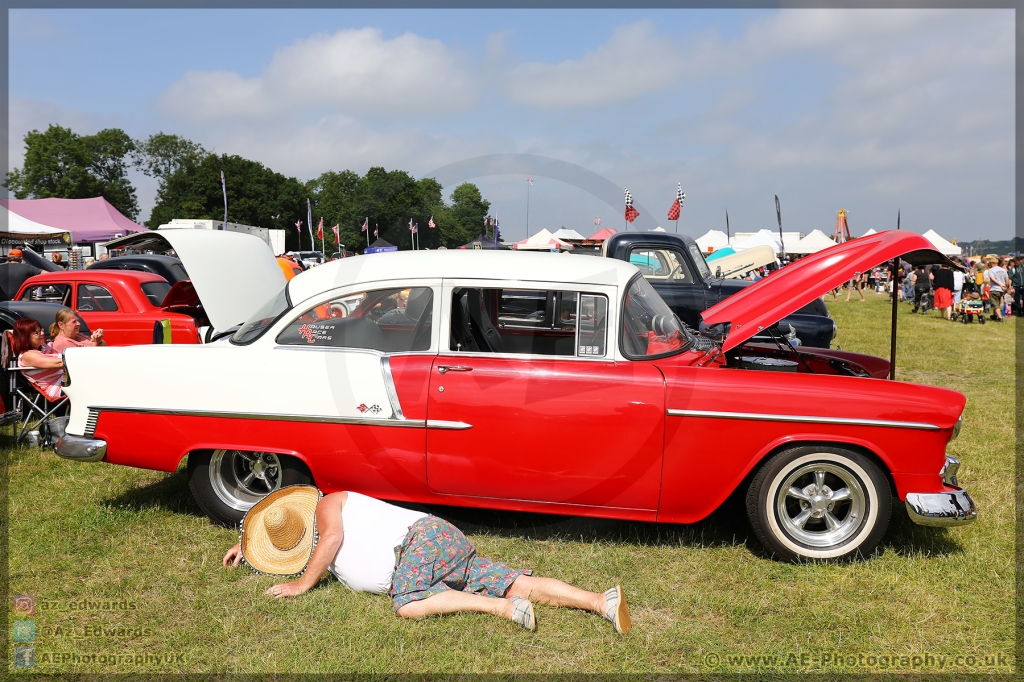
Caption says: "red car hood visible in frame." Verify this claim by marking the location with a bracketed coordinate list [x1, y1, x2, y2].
[701, 230, 956, 353]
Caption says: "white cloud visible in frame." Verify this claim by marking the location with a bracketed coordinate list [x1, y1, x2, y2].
[157, 27, 477, 124]
[504, 22, 683, 108]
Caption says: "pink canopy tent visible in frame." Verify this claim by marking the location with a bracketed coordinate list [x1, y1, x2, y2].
[1, 197, 144, 243]
[587, 227, 617, 242]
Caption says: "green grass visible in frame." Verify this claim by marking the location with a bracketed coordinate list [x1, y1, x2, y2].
[5, 294, 1016, 674]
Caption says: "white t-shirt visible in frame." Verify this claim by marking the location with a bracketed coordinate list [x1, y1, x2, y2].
[328, 492, 428, 594]
[952, 270, 964, 291]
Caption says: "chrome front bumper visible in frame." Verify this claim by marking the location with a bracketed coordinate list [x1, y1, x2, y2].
[54, 434, 107, 462]
[905, 489, 977, 527]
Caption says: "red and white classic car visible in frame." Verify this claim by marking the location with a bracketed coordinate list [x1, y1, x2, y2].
[55, 230, 975, 562]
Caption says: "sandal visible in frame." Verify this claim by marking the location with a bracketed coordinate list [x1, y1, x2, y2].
[603, 585, 632, 635]
[509, 596, 536, 632]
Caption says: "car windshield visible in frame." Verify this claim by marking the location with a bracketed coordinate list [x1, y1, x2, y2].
[230, 284, 291, 345]
[620, 275, 694, 358]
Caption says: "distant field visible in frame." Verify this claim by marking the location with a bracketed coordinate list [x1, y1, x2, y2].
[5, 294, 1015, 674]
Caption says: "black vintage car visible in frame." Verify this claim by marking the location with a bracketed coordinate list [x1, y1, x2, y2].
[87, 254, 189, 285]
[595, 232, 835, 348]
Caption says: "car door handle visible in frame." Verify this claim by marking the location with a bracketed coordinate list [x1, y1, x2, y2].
[437, 365, 473, 374]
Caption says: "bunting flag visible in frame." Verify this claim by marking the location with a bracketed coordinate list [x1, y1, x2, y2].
[331, 224, 340, 244]
[667, 183, 684, 221]
[428, 215, 435, 229]
[409, 218, 415, 232]
[374, 225, 379, 237]
[624, 188, 639, 223]
[361, 217, 368, 233]
[527, 177, 533, 185]
[295, 219, 302, 233]
[306, 199, 314, 245]
[594, 216, 602, 226]
[317, 217, 324, 241]
[411, 224, 418, 234]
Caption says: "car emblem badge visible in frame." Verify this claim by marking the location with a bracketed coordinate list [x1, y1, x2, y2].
[356, 404, 382, 414]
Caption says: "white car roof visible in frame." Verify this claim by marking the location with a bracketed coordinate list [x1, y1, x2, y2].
[287, 250, 639, 304]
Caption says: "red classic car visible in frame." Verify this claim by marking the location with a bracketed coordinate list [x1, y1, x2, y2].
[15, 270, 204, 345]
[53, 230, 974, 562]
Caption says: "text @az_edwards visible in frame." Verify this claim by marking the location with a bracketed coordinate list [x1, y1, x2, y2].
[702, 651, 1013, 671]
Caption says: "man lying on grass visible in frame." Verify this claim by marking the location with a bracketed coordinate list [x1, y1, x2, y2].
[222, 486, 631, 633]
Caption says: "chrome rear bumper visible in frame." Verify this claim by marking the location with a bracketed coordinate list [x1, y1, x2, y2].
[905, 489, 977, 527]
[54, 434, 107, 462]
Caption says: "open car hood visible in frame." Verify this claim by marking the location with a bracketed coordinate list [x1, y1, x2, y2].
[102, 230, 285, 332]
[701, 230, 957, 352]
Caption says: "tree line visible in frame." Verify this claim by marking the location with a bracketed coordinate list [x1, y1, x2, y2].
[4, 124, 495, 253]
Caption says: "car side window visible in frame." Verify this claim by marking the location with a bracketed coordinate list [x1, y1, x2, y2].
[76, 284, 118, 311]
[450, 287, 607, 358]
[19, 284, 71, 306]
[630, 247, 694, 283]
[276, 286, 433, 353]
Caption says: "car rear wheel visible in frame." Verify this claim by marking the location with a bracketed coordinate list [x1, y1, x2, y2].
[746, 446, 890, 562]
[187, 449, 313, 527]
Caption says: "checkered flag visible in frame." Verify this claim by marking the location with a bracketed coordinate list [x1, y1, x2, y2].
[624, 188, 639, 223]
[668, 183, 684, 221]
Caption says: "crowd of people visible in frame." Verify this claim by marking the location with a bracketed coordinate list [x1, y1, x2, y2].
[823, 254, 1019, 323]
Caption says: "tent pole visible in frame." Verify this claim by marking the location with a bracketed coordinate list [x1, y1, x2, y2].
[889, 210, 900, 380]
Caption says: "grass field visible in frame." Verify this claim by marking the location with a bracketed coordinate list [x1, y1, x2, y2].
[4, 293, 1016, 674]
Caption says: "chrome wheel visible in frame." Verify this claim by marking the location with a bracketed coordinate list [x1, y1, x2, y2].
[775, 462, 866, 548]
[748, 446, 891, 562]
[208, 449, 283, 512]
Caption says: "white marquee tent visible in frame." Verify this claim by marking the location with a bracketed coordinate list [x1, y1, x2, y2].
[922, 229, 962, 256]
[734, 229, 783, 255]
[860, 228, 878, 237]
[514, 228, 572, 251]
[551, 228, 585, 241]
[696, 230, 729, 253]
[789, 229, 836, 255]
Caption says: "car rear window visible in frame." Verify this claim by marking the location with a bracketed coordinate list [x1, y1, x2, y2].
[140, 281, 172, 306]
[170, 264, 189, 282]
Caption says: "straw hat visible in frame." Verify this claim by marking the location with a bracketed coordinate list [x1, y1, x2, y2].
[239, 485, 322, 576]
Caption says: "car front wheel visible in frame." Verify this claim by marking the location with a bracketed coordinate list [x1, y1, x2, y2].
[746, 446, 891, 562]
[187, 449, 313, 527]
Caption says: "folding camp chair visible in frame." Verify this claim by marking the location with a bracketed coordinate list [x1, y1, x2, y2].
[2, 330, 69, 444]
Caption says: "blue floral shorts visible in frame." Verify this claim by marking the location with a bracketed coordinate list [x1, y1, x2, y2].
[390, 516, 531, 610]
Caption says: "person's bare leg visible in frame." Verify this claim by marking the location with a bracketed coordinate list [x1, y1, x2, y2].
[857, 281, 865, 301]
[396, 590, 513, 620]
[506, 575, 604, 614]
[845, 281, 852, 302]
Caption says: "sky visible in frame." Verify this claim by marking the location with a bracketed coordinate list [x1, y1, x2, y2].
[7, 8, 1016, 243]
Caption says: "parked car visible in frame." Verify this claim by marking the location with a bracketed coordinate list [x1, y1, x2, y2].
[596, 232, 836, 347]
[329, 251, 356, 260]
[287, 251, 325, 268]
[87, 254, 190, 285]
[15, 270, 204, 345]
[53, 231, 973, 562]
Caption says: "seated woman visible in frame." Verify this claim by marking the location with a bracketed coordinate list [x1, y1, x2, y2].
[12, 318, 65, 402]
[49, 308, 104, 353]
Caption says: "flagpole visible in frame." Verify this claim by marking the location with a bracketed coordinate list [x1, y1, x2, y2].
[526, 182, 531, 238]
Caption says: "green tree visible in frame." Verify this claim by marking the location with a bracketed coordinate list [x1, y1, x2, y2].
[5, 124, 140, 220]
[148, 153, 306, 250]
[448, 182, 491, 243]
[308, 169, 489, 252]
[134, 132, 207, 182]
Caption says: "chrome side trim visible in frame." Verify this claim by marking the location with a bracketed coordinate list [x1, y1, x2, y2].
[380, 356, 405, 420]
[55, 434, 107, 462]
[666, 409, 940, 431]
[83, 409, 100, 438]
[905, 489, 977, 527]
[426, 420, 473, 430]
[88, 406, 426, 428]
